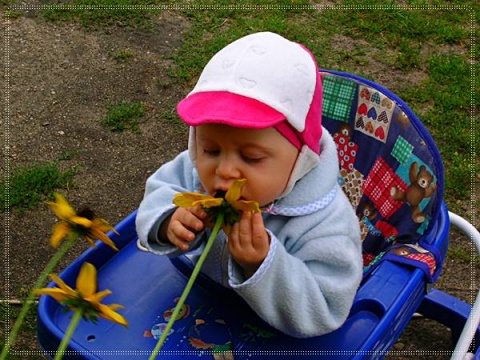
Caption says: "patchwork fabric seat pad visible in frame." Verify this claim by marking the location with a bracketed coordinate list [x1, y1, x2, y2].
[320, 70, 444, 282]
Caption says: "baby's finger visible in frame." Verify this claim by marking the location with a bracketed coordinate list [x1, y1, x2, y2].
[170, 220, 196, 242]
[238, 211, 253, 247]
[188, 206, 208, 221]
[252, 212, 270, 249]
[228, 221, 240, 248]
[173, 239, 190, 251]
[170, 237, 192, 252]
[180, 227, 197, 242]
[176, 209, 204, 233]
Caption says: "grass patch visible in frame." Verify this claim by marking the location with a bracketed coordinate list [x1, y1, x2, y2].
[401, 53, 475, 201]
[112, 49, 134, 62]
[59, 149, 82, 161]
[4, 10, 23, 19]
[1, 162, 76, 212]
[449, 245, 480, 267]
[168, 2, 316, 83]
[101, 100, 145, 132]
[160, 108, 183, 127]
[40, 0, 164, 30]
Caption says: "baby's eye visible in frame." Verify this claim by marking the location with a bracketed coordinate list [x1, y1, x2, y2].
[203, 149, 220, 156]
[241, 154, 264, 164]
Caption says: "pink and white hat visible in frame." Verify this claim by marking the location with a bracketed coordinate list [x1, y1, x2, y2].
[177, 32, 323, 197]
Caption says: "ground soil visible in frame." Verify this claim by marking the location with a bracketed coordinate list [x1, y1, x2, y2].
[1, 7, 478, 360]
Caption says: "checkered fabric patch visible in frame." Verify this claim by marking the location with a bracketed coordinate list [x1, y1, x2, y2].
[363, 253, 377, 266]
[406, 254, 437, 276]
[392, 136, 414, 164]
[363, 158, 406, 219]
[322, 75, 357, 122]
[375, 219, 398, 239]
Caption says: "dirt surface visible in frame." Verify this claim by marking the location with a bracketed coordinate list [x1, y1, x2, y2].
[1, 7, 478, 360]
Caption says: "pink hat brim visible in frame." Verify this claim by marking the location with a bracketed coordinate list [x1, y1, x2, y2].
[177, 91, 285, 128]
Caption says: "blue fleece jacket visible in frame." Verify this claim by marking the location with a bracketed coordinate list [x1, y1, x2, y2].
[136, 130, 362, 338]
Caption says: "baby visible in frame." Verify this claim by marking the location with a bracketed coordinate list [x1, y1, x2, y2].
[136, 32, 362, 338]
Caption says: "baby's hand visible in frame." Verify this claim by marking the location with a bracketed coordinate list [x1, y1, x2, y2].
[228, 211, 270, 278]
[164, 206, 207, 251]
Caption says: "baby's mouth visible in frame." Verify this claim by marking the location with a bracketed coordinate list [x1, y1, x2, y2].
[214, 190, 227, 199]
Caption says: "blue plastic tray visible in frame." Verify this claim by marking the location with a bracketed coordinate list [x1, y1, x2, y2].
[37, 203, 453, 359]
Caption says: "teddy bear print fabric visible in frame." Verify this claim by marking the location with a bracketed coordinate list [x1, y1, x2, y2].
[321, 71, 443, 281]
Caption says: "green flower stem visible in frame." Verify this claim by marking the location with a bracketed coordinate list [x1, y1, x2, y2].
[149, 213, 225, 360]
[54, 308, 83, 360]
[0, 235, 77, 360]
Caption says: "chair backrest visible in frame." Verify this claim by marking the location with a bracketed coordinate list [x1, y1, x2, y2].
[320, 70, 445, 281]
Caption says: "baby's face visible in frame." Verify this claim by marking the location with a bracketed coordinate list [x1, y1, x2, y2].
[195, 124, 299, 207]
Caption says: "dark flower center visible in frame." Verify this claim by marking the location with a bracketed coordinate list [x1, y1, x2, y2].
[77, 207, 95, 220]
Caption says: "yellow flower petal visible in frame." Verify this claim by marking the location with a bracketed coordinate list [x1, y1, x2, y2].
[49, 274, 77, 298]
[88, 229, 119, 251]
[49, 222, 71, 248]
[92, 218, 118, 234]
[84, 236, 97, 248]
[193, 198, 223, 208]
[71, 216, 92, 228]
[231, 200, 261, 213]
[85, 289, 113, 305]
[47, 193, 76, 220]
[105, 303, 124, 311]
[173, 192, 215, 208]
[76, 262, 97, 297]
[97, 303, 129, 327]
[32, 288, 72, 303]
[225, 179, 246, 203]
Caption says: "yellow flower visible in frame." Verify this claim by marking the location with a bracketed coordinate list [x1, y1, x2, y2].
[33, 262, 128, 327]
[223, 179, 261, 213]
[47, 193, 118, 251]
[173, 179, 260, 233]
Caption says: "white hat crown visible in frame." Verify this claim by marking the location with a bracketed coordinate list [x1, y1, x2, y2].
[189, 32, 317, 133]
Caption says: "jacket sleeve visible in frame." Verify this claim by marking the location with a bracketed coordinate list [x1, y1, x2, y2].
[135, 151, 201, 255]
[228, 191, 363, 338]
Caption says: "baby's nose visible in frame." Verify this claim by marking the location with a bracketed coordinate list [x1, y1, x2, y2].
[215, 158, 241, 179]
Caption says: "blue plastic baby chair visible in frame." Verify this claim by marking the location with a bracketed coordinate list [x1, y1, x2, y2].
[36, 70, 480, 359]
